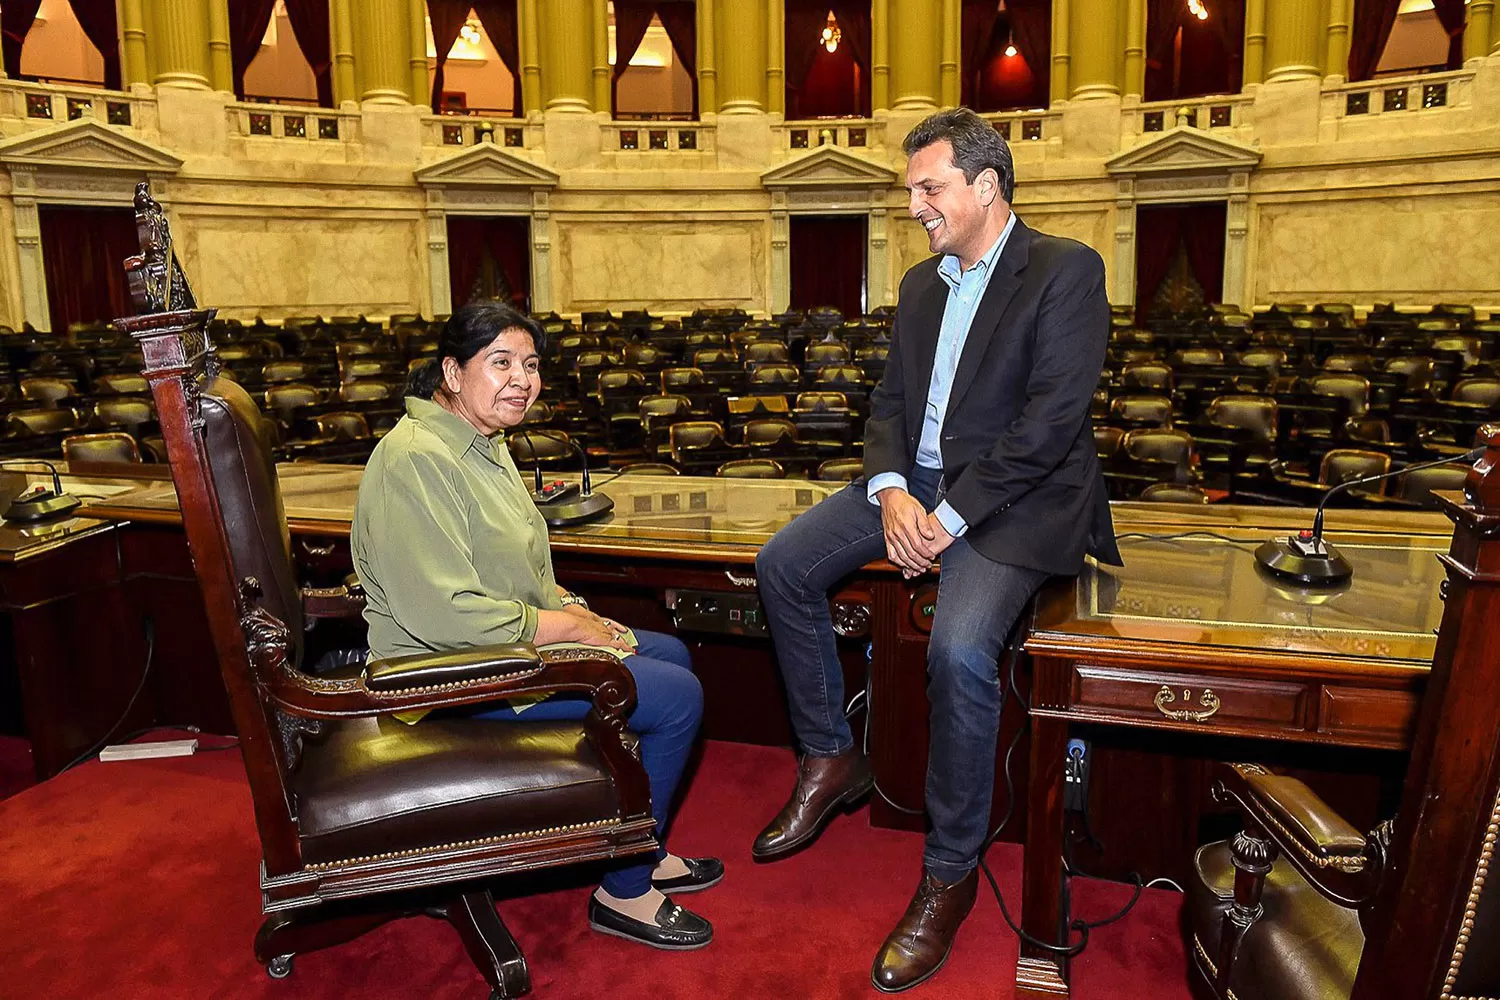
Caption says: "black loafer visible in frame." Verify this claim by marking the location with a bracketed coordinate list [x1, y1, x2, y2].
[651, 856, 724, 894]
[587, 896, 713, 951]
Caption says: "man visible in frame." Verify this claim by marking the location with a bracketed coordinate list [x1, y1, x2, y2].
[753, 107, 1122, 993]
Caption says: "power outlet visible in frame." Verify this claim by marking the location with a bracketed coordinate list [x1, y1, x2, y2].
[1063, 738, 1090, 813]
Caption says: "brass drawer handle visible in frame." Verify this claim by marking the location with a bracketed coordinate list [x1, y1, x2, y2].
[1154, 685, 1221, 723]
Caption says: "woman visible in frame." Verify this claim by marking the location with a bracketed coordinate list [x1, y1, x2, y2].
[351, 300, 719, 950]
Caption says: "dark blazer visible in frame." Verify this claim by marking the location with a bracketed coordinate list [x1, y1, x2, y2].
[863, 216, 1123, 576]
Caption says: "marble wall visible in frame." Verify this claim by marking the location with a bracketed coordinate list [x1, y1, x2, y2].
[555, 220, 768, 312]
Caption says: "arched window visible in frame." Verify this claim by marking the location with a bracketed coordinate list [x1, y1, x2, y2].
[6, 0, 121, 90]
[1144, 0, 1245, 102]
[785, 1, 872, 119]
[238, 0, 333, 106]
[429, 2, 522, 116]
[611, 1, 697, 120]
[961, 0, 1050, 111]
[1352, 0, 1466, 81]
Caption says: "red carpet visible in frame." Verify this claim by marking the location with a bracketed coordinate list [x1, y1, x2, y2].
[0, 739, 1191, 1000]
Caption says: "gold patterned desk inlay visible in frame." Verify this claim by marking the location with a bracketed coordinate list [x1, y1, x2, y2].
[1036, 530, 1446, 663]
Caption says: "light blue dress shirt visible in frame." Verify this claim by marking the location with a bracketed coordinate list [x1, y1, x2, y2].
[867, 213, 1018, 537]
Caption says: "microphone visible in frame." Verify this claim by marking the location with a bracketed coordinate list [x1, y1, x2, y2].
[1254, 445, 1486, 585]
[509, 430, 615, 528]
[0, 460, 82, 522]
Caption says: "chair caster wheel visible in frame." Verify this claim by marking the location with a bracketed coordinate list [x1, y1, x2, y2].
[267, 955, 294, 979]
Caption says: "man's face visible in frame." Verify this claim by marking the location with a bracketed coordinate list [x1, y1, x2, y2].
[905, 140, 997, 262]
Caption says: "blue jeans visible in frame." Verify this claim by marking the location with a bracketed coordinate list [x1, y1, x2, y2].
[756, 466, 1048, 883]
[471, 629, 702, 898]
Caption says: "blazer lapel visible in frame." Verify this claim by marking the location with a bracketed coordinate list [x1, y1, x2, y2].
[944, 218, 1031, 420]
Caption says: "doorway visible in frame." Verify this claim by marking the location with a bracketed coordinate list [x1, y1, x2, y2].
[38, 205, 139, 334]
[446, 215, 531, 312]
[790, 214, 868, 319]
[1134, 201, 1228, 323]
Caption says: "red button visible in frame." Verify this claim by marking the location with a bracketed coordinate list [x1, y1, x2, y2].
[1298, 529, 1313, 540]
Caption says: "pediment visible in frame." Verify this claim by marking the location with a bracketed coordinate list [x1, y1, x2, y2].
[1106, 126, 1261, 176]
[0, 120, 182, 174]
[414, 144, 560, 188]
[761, 146, 898, 189]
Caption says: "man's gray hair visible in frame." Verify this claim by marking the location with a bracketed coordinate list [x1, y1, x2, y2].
[902, 107, 1015, 204]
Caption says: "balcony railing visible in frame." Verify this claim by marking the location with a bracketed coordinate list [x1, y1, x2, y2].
[604, 120, 715, 154]
[3, 79, 149, 130]
[1127, 92, 1254, 137]
[1322, 66, 1474, 123]
[979, 108, 1062, 144]
[227, 102, 359, 143]
[776, 118, 886, 152]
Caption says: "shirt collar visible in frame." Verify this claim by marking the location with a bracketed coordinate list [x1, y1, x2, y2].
[405, 395, 502, 465]
[937, 211, 1018, 290]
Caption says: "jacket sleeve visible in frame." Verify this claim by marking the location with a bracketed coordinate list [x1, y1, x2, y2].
[942, 245, 1109, 528]
[862, 299, 911, 481]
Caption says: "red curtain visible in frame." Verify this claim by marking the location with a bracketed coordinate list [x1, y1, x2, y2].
[961, 0, 1002, 108]
[2, 0, 45, 81]
[1134, 203, 1227, 321]
[447, 216, 531, 312]
[790, 215, 867, 318]
[1431, 0, 1467, 69]
[1180, 202, 1227, 305]
[428, 0, 471, 111]
[1143, 0, 1187, 101]
[1007, 0, 1052, 106]
[1348, 0, 1399, 81]
[786, 0, 870, 118]
[229, 0, 278, 98]
[611, 1, 657, 114]
[67, 0, 121, 90]
[654, 1, 698, 116]
[282, 0, 334, 107]
[39, 206, 139, 332]
[472, 0, 523, 113]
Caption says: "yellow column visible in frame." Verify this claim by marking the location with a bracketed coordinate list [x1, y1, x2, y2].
[1069, 0, 1122, 99]
[1050, 0, 1071, 103]
[538, 0, 592, 111]
[696, 0, 717, 114]
[717, 0, 766, 113]
[350, 0, 412, 103]
[872, 0, 890, 111]
[519, 0, 542, 115]
[120, 0, 150, 88]
[1243, 0, 1267, 84]
[1324, 0, 1352, 79]
[939, 0, 960, 107]
[766, 1, 784, 115]
[1123, 0, 1146, 98]
[409, 0, 430, 108]
[1465, 0, 1494, 61]
[591, 0, 609, 114]
[1263, 0, 1322, 82]
[206, 0, 231, 91]
[144, 0, 212, 89]
[890, 0, 941, 111]
[330, 0, 357, 105]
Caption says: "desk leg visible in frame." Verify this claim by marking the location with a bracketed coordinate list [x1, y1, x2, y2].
[1016, 713, 1070, 998]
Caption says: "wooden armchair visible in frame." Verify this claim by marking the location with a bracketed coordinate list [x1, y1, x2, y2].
[114, 182, 655, 998]
[1187, 426, 1500, 1000]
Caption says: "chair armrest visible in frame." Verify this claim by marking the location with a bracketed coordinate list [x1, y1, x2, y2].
[365, 644, 541, 692]
[301, 573, 365, 618]
[1212, 762, 1388, 908]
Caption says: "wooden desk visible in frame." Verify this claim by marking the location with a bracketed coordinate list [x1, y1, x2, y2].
[1013, 521, 1447, 999]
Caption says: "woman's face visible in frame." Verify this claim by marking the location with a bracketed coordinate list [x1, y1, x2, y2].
[440, 327, 542, 436]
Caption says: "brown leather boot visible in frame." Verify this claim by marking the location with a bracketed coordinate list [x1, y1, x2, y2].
[870, 869, 979, 993]
[750, 750, 873, 860]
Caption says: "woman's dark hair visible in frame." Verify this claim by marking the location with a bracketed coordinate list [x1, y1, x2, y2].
[406, 300, 547, 399]
[902, 107, 1015, 204]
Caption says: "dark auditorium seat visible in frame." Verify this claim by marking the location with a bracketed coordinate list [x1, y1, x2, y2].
[62, 432, 142, 464]
[717, 457, 785, 478]
[815, 457, 863, 481]
[1139, 482, 1210, 503]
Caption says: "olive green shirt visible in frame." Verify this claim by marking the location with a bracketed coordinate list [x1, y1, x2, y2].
[351, 396, 564, 664]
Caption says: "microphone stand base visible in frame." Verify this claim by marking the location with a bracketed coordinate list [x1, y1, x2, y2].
[1254, 537, 1354, 586]
[538, 492, 614, 528]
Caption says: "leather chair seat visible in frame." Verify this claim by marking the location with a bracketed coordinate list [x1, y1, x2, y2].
[1188, 841, 1362, 1000]
[294, 715, 625, 864]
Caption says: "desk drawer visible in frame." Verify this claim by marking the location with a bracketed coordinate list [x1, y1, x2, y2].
[1071, 666, 1308, 731]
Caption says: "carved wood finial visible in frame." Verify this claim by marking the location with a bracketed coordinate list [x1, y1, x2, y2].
[1467, 424, 1500, 514]
[122, 179, 196, 315]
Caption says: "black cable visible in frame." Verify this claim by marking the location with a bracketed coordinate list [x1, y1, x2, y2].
[861, 643, 925, 816]
[1114, 530, 1247, 545]
[57, 617, 156, 774]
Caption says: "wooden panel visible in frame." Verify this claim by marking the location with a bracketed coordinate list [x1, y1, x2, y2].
[1072, 665, 1308, 732]
[1318, 685, 1420, 746]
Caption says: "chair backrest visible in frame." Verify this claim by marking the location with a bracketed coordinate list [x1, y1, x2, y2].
[795, 390, 849, 412]
[813, 364, 864, 386]
[727, 395, 791, 418]
[669, 420, 725, 458]
[1171, 347, 1224, 367]
[1307, 373, 1371, 416]
[1094, 425, 1125, 458]
[1323, 353, 1376, 373]
[815, 457, 864, 482]
[1452, 377, 1500, 407]
[749, 364, 800, 386]
[1110, 394, 1174, 426]
[62, 431, 142, 464]
[743, 417, 797, 446]
[1121, 361, 1173, 393]
[806, 342, 851, 364]
[93, 397, 155, 429]
[598, 368, 648, 393]
[1395, 464, 1471, 508]
[508, 428, 572, 462]
[339, 379, 394, 403]
[7, 407, 79, 435]
[262, 359, 311, 383]
[314, 411, 372, 441]
[717, 457, 785, 479]
[1123, 427, 1195, 466]
[639, 393, 691, 418]
[1207, 395, 1278, 442]
[742, 341, 791, 366]
[1138, 483, 1210, 503]
[94, 372, 151, 395]
[660, 367, 706, 391]
[18, 376, 76, 406]
[1319, 448, 1391, 491]
[264, 383, 322, 418]
[618, 462, 679, 476]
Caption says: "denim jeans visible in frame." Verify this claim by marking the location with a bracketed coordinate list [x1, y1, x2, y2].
[470, 628, 702, 898]
[756, 466, 1048, 883]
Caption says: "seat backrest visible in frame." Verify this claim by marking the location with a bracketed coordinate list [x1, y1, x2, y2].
[1121, 362, 1173, 392]
[19, 376, 76, 405]
[339, 379, 394, 403]
[743, 418, 797, 446]
[509, 428, 572, 461]
[639, 393, 691, 418]
[795, 390, 848, 412]
[660, 366, 706, 390]
[315, 411, 372, 441]
[93, 397, 156, 428]
[1319, 448, 1390, 491]
[1207, 395, 1278, 442]
[94, 372, 151, 395]
[669, 420, 725, 454]
[62, 431, 142, 464]
[1110, 394, 1173, 425]
[1094, 425, 1125, 458]
[743, 341, 790, 365]
[262, 360, 310, 383]
[1138, 483, 1210, 503]
[7, 407, 79, 435]
[717, 457, 785, 479]
[1396, 464, 1470, 507]
[815, 457, 864, 482]
[1452, 377, 1500, 407]
[806, 342, 851, 364]
[115, 183, 305, 874]
[1123, 427, 1194, 465]
[1307, 373, 1371, 416]
[749, 364, 799, 385]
